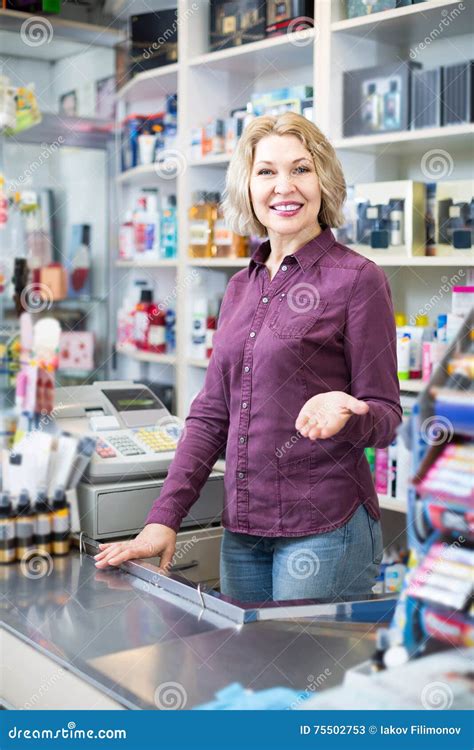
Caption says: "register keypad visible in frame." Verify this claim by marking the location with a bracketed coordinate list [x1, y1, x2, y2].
[135, 428, 177, 453]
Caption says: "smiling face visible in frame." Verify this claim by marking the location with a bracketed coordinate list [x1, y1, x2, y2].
[249, 134, 322, 241]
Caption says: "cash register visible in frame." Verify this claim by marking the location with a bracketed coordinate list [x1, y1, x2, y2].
[54, 381, 224, 540]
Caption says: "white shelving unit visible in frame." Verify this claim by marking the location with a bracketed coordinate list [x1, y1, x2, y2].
[111, 0, 474, 426]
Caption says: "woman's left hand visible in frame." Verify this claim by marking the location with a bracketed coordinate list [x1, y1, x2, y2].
[295, 391, 369, 440]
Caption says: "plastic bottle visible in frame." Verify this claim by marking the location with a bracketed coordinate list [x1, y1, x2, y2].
[191, 278, 208, 359]
[148, 300, 167, 354]
[142, 189, 160, 256]
[165, 308, 176, 353]
[119, 211, 135, 260]
[133, 196, 149, 255]
[160, 195, 177, 259]
[34, 489, 53, 555]
[0, 174, 9, 295]
[188, 191, 217, 258]
[396, 333, 411, 380]
[0, 491, 16, 564]
[16, 489, 35, 560]
[51, 488, 71, 556]
[134, 289, 154, 350]
[214, 201, 249, 258]
[206, 299, 218, 358]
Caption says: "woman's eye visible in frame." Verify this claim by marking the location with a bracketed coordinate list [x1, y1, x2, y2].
[295, 165, 310, 174]
[257, 169, 272, 175]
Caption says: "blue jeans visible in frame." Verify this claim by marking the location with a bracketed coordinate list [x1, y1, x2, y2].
[220, 503, 383, 603]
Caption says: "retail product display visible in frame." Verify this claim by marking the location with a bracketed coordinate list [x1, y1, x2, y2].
[209, 0, 266, 51]
[410, 68, 441, 129]
[343, 62, 419, 137]
[119, 190, 178, 260]
[336, 180, 425, 257]
[117, 282, 176, 356]
[345, 1, 407, 19]
[380, 315, 474, 663]
[431, 180, 474, 256]
[188, 192, 249, 259]
[129, 9, 178, 75]
[120, 95, 177, 172]
[265, 1, 314, 37]
[190, 86, 313, 159]
[66, 224, 91, 299]
[442, 61, 474, 126]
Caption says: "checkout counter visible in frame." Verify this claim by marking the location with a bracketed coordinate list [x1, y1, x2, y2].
[1, 381, 465, 711]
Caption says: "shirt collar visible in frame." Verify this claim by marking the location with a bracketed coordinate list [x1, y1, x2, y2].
[248, 227, 336, 277]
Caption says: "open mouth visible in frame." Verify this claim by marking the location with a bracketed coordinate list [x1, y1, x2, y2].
[269, 203, 304, 217]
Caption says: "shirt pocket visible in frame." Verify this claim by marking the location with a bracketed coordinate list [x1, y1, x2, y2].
[276, 455, 315, 534]
[268, 298, 328, 339]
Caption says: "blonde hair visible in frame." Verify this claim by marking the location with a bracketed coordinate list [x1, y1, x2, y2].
[222, 112, 346, 238]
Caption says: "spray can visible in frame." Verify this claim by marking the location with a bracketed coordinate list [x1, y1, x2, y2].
[16, 489, 35, 561]
[0, 492, 16, 564]
[34, 489, 53, 555]
[51, 488, 71, 556]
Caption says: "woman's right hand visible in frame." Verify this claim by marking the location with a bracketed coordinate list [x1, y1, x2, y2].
[93, 523, 177, 573]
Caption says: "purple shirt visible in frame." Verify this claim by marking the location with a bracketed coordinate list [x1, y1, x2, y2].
[146, 227, 402, 536]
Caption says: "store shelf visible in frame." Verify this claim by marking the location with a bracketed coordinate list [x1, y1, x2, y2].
[331, 0, 473, 44]
[399, 379, 426, 394]
[116, 64, 179, 104]
[378, 495, 407, 514]
[116, 344, 176, 365]
[9, 112, 114, 150]
[189, 28, 314, 74]
[333, 124, 474, 155]
[188, 257, 250, 267]
[189, 154, 231, 168]
[187, 358, 210, 369]
[116, 163, 178, 185]
[115, 259, 177, 268]
[0, 9, 124, 62]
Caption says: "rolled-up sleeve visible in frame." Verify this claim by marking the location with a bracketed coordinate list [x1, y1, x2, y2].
[145, 298, 232, 531]
[332, 261, 402, 448]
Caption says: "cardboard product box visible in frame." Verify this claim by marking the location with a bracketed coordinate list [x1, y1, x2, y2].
[441, 61, 474, 126]
[411, 68, 441, 129]
[59, 332, 94, 372]
[343, 61, 420, 137]
[345, 1, 412, 19]
[434, 181, 474, 258]
[129, 9, 178, 75]
[209, 1, 266, 52]
[266, 1, 314, 38]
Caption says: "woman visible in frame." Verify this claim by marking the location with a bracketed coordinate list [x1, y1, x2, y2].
[95, 112, 402, 603]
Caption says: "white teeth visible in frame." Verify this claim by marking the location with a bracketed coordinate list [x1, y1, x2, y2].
[272, 204, 301, 211]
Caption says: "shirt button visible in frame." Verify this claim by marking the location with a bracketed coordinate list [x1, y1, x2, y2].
[244, 366, 250, 373]
[239, 436, 246, 443]
[242, 402, 248, 409]
[281, 264, 288, 271]
[238, 472, 245, 479]
[249, 331, 256, 338]
[262, 297, 268, 304]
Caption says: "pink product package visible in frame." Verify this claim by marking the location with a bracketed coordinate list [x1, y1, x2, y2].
[59, 331, 94, 372]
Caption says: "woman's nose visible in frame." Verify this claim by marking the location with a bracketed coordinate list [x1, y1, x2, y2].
[274, 175, 296, 194]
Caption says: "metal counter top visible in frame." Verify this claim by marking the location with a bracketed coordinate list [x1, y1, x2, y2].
[1, 551, 384, 710]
